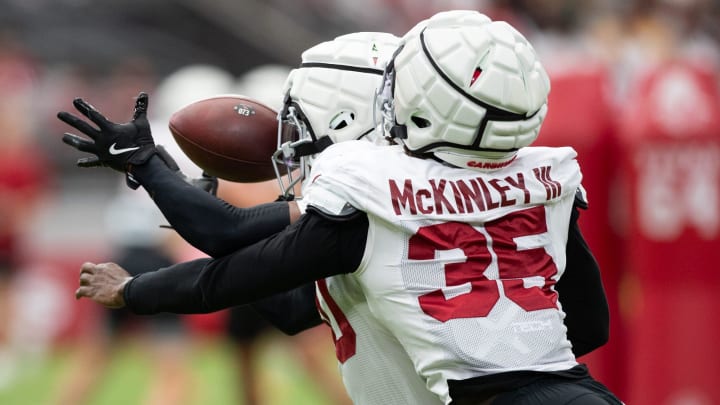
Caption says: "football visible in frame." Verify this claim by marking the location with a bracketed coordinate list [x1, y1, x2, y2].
[168, 95, 280, 182]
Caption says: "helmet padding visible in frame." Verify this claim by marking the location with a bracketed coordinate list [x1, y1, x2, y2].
[387, 10, 550, 170]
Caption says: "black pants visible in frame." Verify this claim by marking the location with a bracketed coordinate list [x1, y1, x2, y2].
[449, 365, 623, 405]
[489, 376, 622, 405]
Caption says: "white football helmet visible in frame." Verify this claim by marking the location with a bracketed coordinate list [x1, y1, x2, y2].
[377, 10, 551, 170]
[273, 31, 400, 197]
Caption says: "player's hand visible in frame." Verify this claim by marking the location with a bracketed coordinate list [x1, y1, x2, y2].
[75, 262, 132, 308]
[189, 172, 219, 196]
[58, 92, 157, 172]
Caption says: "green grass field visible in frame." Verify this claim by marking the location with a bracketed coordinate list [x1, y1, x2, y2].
[0, 333, 344, 405]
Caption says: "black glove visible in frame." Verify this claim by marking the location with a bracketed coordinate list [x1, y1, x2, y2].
[58, 92, 157, 173]
[189, 172, 219, 196]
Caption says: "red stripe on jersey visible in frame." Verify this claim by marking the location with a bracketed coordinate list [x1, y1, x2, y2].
[316, 278, 357, 363]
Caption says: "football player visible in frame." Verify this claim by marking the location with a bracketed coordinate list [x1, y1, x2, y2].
[60, 32, 442, 405]
[60, 13, 617, 405]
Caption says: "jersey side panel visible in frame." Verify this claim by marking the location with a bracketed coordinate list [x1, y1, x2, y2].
[315, 275, 443, 405]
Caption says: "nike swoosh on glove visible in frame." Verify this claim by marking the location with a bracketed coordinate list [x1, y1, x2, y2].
[58, 92, 157, 173]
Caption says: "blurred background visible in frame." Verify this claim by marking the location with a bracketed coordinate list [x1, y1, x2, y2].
[0, 0, 719, 404]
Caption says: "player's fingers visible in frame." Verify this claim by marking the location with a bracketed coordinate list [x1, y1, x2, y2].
[132, 92, 149, 120]
[62, 133, 96, 153]
[72, 98, 112, 130]
[57, 111, 100, 139]
[75, 286, 92, 300]
[80, 262, 97, 275]
[77, 157, 102, 168]
[79, 272, 92, 286]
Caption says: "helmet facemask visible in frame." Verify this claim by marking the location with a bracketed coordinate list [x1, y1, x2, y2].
[374, 51, 402, 145]
[272, 95, 334, 198]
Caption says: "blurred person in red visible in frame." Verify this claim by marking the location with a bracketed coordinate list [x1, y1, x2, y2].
[490, 0, 629, 398]
[0, 35, 50, 386]
[609, 1, 720, 404]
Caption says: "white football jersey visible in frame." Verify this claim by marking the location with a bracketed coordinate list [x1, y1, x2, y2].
[303, 141, 582, 404]
[315, 275, 442, 405]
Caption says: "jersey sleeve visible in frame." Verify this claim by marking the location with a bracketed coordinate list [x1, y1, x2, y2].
[301, 141, 374, 216]
[124, 210, 369, 314]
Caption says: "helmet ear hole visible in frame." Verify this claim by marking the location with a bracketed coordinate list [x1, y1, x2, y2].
[329, 110, 355, 130]
[410, 115, 431, 129]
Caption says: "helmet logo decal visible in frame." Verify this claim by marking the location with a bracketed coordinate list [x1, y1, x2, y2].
[470, 68, 482, 86]
[371, 42, 379, 66]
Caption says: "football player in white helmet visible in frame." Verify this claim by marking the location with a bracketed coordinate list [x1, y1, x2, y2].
[272, 31, 399, 198]
[321, 10, 619, 404]
[375, 10, 549, 170]
[60, 31, 441, 405]
[63, 11, 619, 405]
[265, 31, 444, 405]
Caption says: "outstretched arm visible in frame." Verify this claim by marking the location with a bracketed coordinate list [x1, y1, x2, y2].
[58, 92, 297, 257]
[76, 209, 369, 314]
[76, 256, 322, 334]
[130, 155, 294, 257]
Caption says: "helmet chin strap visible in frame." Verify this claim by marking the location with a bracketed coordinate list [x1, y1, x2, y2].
[390, 123, 407, 140]
[377, 79, 408, 144]
[292, 135, 334, 157]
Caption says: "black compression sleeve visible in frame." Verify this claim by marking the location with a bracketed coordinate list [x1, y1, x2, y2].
[125, 257, 323, 332]
[130, 155, 291, 257]
[124, 257, 213, 314]
[557, 206, 610, 357]
[125, 210, 369, 315]
[251, 283, 322, 335]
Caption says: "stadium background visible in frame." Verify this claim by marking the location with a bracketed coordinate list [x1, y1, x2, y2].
[0, 0, 719, 404]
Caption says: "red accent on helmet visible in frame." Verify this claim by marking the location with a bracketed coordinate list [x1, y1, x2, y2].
[470, 68, 482, 86]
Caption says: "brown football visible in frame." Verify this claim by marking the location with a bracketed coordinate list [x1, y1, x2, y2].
[168, 95, 279, 182]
